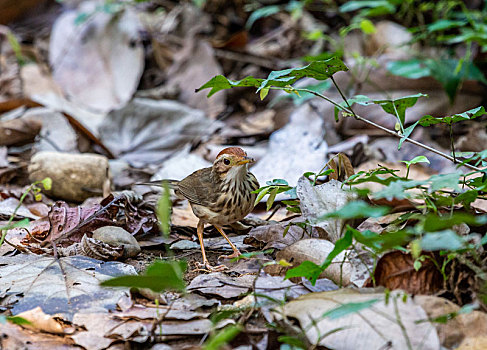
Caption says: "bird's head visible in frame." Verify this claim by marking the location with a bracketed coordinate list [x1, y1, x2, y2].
[212, 147, 255, 179]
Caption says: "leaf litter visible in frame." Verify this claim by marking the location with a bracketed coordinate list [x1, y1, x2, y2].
[2, 0, 487, 349]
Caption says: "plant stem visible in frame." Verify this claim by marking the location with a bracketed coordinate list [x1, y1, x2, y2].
[449, 124, 457, 163]
[294, 88, 483, 173]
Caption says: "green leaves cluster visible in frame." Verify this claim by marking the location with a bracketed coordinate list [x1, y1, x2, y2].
[196, 57, 348, 98]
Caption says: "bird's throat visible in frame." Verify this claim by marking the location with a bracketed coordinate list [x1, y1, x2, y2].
[222, 164, 248, 184]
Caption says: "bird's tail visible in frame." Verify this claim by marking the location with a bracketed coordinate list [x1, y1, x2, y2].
[134, 179, 179, 189]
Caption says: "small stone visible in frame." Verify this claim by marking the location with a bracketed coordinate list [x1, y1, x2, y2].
[92, 226, 141, 258]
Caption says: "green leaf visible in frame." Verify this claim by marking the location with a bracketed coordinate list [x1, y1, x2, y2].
[419, 106, 486, 126]
[322, 299, 380, 319]
[319, 200, 390, 219]
[285, 230, 353, 285]
[422, 213, 487, 232]
[334, 94, 371, 121]
[425, 59, 486, 102]
[260, 87, 270, 100]
[267, 179, 289, 186]
[387, 59, 431, 79]
[246, 5, 281, 29]
[360, 19, 376, 34]
[0, 218, 29, 231]
[197, 75, 264, 98]
[156, 183, 171, 236]
[285, 260, 323, 285]
[266, 187, 278, 211]
[101, 260, 186, 292]
[41, 177, 52, 191]
[353, 227, 409, 252]
[373, 179, 425, 200]
[339, 1, 395, 13]
[204, 325, 242, 350]
[427, 19, 467, 32]
[0, 315, 31, 326]
[196, 58, 349, 97]
[428, 172, 462, 193]
[372, 93, 427, 128]
[271, 81, 331, 107]
[254, 187, 270, 206]
[419, 230, 468, 251]
[401, 155, 430, 167]
[257, 58, 349, 92]
[278, 335, 307, 349]
[320, 229, 353, 270]
[398, 120, 420, 149]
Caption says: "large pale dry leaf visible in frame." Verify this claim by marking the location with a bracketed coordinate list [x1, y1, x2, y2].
[98, 98, 222, 167]
[275, 289, 440, 350]
[49, 4, 144, 112]
[297, 177, 356, 242]
[0, 254, 135, 320]
[167, 40, 225, 118]
[251, 103, 328, 186]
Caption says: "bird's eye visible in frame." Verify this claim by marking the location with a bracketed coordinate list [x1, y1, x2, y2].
[223, 159, 230, 165]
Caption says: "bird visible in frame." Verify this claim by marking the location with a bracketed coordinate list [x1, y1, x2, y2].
[140, 147, 260, 271]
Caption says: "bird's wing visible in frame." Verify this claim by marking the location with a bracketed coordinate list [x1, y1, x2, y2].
[176, 167, 216, 207]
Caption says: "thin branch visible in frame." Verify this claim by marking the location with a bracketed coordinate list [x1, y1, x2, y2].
[295, 88, 483, 173]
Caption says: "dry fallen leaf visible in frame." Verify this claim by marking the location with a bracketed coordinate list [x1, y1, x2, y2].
[188, 272, 308, 301]
[297, 177, 356, 242]
[365, 250, 443, 295]
[0, 254, 135, 320]
[167, 40, 225, 118]
[71, 312, 148, 350]
[98, 98, 222, 167]
[16, 306, 75, 335]
[0, 115, 42, 147]
[274, 289, 440, 350]
[0, 321, 74, 350]
[251, 103, 329, 186]
[21, 193, 158, 248]
[49, 3, 144, 112]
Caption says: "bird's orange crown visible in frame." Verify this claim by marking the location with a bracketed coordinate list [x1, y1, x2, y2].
[216, 147, 247, 159]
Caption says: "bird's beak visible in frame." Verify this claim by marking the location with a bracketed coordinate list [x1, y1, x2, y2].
[237, 156, 255, 165]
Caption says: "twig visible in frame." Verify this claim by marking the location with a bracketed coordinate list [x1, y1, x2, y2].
[295, 88, 483, 173]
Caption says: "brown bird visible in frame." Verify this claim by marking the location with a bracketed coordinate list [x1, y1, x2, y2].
[143, 147, 260, 271]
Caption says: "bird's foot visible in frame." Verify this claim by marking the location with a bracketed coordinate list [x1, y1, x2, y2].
[195, 261, 228, 272]
[218, 250, 242, 260]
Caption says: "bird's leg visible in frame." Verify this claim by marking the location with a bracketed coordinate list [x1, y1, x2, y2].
[214, 224, 242, 260]
[195, 220, 228, 272]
